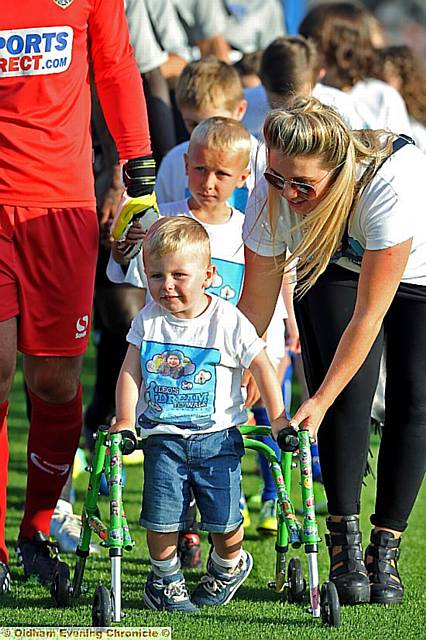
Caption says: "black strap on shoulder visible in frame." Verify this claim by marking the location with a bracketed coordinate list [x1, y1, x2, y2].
[338, 134, 415, 260]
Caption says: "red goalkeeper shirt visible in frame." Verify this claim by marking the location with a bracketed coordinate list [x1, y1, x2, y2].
[0, 0, 152, 207]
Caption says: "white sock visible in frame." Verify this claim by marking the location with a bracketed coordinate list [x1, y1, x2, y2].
[211, 548, 243, 573]
[150, 554, 181, 578]
[54, 499, 73, 516]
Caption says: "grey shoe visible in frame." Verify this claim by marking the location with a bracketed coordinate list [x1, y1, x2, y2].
[144, 571, 199, 613]
[192, 550, 253, 607]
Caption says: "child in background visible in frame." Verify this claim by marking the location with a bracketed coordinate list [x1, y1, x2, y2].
[154, 56, 264, 210]
[111, 217, 289, 612]
[372, 45, 426, 154]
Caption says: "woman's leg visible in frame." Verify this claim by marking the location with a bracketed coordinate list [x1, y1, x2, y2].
[295, 265, 382, 604]
[295, 265, 383, 515]
[373, 283, 426, 531]
[365, 282, 426, 604]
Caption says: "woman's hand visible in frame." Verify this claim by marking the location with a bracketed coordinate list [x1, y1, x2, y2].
[289, 396, 329, 441]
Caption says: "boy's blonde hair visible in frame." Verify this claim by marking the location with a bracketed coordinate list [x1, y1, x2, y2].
[143, 217, 211, 264]
[189, 117, 252, 168]
[175, 56, 244, 113]
[261, 96, 393, 296]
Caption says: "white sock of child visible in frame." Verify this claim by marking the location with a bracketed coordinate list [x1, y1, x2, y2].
[150, 554, 181, 578]
[211, 548, 243, 573]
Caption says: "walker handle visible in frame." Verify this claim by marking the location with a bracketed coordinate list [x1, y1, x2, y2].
[277, 427, 299, 452]
[120, 430, 138, 455]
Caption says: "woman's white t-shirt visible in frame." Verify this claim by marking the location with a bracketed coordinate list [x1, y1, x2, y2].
[243, 142, 426, 286]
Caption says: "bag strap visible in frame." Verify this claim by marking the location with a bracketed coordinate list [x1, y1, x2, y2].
[340, 134, 415, 255]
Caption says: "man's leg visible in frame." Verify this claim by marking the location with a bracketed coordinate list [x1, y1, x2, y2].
[0, 318, 17, 586]
[20, 354, 83, 540]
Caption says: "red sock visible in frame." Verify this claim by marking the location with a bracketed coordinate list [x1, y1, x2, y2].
[0, 401, 9, 563]
[19, 386, 82, 540]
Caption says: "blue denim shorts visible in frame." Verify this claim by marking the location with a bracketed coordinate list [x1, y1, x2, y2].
[140, 428, 244, 533]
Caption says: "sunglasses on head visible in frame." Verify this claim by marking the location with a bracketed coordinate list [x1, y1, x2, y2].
[263, 162, 344, 201]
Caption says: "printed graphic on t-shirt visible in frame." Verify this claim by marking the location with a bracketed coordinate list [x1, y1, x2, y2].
[140, 340, 221, 429]
[0, 27, 73, 77]
[209, 257, 244, 305]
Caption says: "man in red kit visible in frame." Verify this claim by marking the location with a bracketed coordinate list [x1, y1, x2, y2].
[0, 0, 154, 594]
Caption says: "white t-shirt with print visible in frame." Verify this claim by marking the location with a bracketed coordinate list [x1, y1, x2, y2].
[155, 134, 266, 208]
[107, 198, 287, 359]
[127, 295, 265, 438]
[243, 141, 426, 285]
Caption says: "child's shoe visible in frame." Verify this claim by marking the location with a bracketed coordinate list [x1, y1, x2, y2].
[257, 499, 277, 536]
[191, 550, 253, 607]
[143, 571, 199, 613]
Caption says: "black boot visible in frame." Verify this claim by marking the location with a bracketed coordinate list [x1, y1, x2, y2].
[365, 530, 404, 604]
[326, 516, 370, 605]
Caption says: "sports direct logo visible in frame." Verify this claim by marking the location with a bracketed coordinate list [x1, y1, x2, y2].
[0, 26, 73, 77]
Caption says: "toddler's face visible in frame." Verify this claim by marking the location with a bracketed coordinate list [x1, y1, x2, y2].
[185, 142, 249, 210]
[144, 249, 214, 320]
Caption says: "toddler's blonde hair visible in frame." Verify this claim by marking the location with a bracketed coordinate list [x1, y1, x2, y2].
[143, 217, 211, 264]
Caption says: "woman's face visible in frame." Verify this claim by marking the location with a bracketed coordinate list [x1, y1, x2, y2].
[267, 150, 336, 215]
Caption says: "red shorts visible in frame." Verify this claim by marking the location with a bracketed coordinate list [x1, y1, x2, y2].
[0, 205, 99, 356]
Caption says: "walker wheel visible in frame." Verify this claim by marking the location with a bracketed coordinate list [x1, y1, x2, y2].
[320, 581, 341, 627]
[92, 585, 112, 627]
[287, 557, 306, 603]
[51, 562, 71, 607]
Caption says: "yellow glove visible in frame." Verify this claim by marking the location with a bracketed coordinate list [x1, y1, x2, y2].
[111, 192, 160, 242]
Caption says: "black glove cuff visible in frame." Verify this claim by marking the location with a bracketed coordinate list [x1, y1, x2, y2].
[123, 155, 156, 197]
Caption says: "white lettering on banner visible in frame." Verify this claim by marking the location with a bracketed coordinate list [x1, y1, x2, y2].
[0, 27, 73, 78]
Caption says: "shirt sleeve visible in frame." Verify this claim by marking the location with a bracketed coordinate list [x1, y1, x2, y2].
[125, 0, 169, 73]
[145, 0, 191, 60]
[88, 0, 152, 160]
[127, 310, 145, 348]
[155, 150, 177, 203]
[235, 310, 267, 369]
[361, 178, 415, 250]
[106, 253, 147, 288]
[243, 177, 288, 257]
[177, 0, 227, 42]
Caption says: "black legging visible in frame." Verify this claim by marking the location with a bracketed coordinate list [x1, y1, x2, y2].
[295, 264, 426, 532]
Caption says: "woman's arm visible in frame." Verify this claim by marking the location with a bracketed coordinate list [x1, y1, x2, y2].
[238, 247, 285, 337]
[112, 344, 142, 433]
[291, 238, 412, 438]
[249, 349, 289, 437]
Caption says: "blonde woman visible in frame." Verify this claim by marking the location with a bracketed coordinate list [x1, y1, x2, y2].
[239, 97, 426, 607]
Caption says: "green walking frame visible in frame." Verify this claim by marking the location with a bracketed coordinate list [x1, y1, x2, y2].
[240, 424, 341, 626]
[51, 423, 138, 626]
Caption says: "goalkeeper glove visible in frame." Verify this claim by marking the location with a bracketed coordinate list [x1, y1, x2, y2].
[111, 192, 160, 259]
[111, 155, 159, 259]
